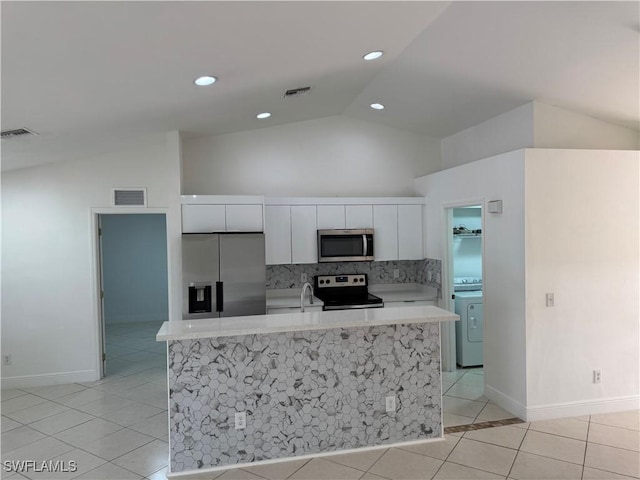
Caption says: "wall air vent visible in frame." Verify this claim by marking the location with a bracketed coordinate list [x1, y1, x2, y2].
[283, 86, 312, 98]
[1, 128, 38, 140]
[113, 188, 147, 207]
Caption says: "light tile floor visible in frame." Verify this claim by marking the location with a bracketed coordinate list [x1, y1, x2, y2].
[2, 322, 639, 480]
[442, 368, 516, 428]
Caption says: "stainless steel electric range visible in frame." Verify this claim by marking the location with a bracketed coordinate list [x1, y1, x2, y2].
[313, 274, 384, 311]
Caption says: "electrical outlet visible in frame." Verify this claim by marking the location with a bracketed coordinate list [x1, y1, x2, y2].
[593, 370, 602, 384]
[301, 273, 308, 283]
[393, 269, 400, 279]
[2, 354, 11, 366]
[234, 411, 246, 430]
[385, 395, 396, 412]
[546, 293, 555, 307]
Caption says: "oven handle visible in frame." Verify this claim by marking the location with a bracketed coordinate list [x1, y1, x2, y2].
[363, 234, 368, 257]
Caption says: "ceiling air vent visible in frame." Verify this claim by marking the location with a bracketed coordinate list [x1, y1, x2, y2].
[113, 188, 147, 207]
[283, 86, 312, 98]
[1, 128, 38, 140]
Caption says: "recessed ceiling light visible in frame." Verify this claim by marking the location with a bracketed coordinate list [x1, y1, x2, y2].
[194, 76, 217, 86]
[256, 112, 271, 119]
[363, 51, 383, 61]
[370, 103, 385, 110]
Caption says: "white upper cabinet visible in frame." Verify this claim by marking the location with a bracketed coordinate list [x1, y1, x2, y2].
[345, 205, 373, 229]
[291, 206, 317, 264]
[398, 204, 423, 260]
[373, 205, 398, 261]
[264, 206, 291, 265]
[182, 204, 226, 233]
[316, 205, 346, 229]
[226, 204, 263, 232]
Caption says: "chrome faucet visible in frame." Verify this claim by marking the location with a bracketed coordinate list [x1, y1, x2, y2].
[300, 282, 314, 312]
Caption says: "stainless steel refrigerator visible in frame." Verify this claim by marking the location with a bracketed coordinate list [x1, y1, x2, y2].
[182, 233, 266, 320]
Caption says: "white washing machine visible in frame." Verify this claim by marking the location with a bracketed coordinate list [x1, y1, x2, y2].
[454, 291, 483, 367]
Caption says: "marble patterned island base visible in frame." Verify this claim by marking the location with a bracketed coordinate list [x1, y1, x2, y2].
[167, 322, 442, 473]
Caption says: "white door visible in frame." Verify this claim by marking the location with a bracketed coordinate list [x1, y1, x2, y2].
[97, 215, 107, 377]
[373, 205, 398, 261]
[291, 206, 317, 263]
[317, 205, 346, 229]
[345, 205, 373, 229]
[264, 206, 292, 264]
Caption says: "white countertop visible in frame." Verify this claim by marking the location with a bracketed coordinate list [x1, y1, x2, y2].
[266, 289, 324, 308]
[157, 306, 458, 341]
[369, 284, 438, 303]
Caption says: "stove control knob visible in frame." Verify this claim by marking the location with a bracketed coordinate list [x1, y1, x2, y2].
[326, 279, 331, 284]
[319, 280, 324, 284]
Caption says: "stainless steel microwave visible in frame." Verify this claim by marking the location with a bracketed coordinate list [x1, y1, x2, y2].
[317, 229, 374, 263]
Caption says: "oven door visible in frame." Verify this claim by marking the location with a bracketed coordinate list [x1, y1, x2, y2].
[317, 229, 374, 262]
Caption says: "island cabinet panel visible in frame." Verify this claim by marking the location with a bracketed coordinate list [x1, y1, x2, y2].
[166, 322, 442, 472]
[291, 205, 317, 264]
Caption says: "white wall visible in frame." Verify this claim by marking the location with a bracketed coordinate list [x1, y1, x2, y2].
[533, 103, 639, 151]
[183, 115, 441, 196]
[440, 103, 534, 169]
[524, 149, 639, 418]
[415, 151, 527, 415]
[1, 133, 182, 388]
[440, 101, 639, 169]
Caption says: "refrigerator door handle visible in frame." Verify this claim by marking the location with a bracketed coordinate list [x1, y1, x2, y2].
[216, 281, 224, 312]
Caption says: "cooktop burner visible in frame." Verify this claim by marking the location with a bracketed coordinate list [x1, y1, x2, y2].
[314, 274, 384, 311]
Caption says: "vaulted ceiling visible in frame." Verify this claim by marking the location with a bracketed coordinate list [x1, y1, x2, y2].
[2, 1, 638, 171]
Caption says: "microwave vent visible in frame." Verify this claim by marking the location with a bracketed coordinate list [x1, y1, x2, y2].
[1, 127, 38, 140]
[113, 188, 147, 207]
[283, 86, 312, 98]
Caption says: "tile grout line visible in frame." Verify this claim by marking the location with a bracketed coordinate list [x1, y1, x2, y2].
[505, 414, 531, 479]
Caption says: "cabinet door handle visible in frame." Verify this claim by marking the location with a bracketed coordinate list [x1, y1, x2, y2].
[216, 281, 224, 312]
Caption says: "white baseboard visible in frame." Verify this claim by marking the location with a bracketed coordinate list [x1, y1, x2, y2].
[525, 395, 640, 422]
[484, 384, 527, 419]
[1, 370, 98, 389]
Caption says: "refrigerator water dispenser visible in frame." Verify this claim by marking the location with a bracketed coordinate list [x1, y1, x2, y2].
[188, 283, 212, 314]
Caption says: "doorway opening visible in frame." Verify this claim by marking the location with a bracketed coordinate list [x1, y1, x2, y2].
[442, 203, 491, 428]
[97, 213, 169, 382]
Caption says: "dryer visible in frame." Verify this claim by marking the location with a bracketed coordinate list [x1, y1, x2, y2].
[454, 291, 483, 367]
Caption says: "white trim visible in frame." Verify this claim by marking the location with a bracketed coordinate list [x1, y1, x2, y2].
[484, 384, 527, 420]
[181, 195, 265, 205]
[1, 370, 96, 389]
[166, 435, 445, 478]
[266, 197, 426, 206]
[90, 208, 171, 382]
[524, 395, 640, 422]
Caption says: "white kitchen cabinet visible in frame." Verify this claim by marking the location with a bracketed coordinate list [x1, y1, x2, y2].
[345, 205, 373, 229]
[398, 204, 423, 260]
[265, 206, 292, 265]
[226, 204, 263, 232]
[182, 204, 226, 233]
[291, 206, 317, 264]
[373, 205, 398, 261]
[316, 205, 346, 229]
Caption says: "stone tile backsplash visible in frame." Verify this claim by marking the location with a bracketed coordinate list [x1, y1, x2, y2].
[168, 322, 442, 471]
[266, 258, 442, 295]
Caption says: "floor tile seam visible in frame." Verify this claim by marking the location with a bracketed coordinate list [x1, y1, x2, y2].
[51, 421, 128, 447]
[72, 432, 158, 463]
[422, 433, 462, 479]
[586, 439, 640, 454]
[581, 464, 640, 479]
[515, 447, 586, 467]
[444, 458, 513, 478]
[526, 426, 590, 445]
[360, 448, 392, 478]
[581, 418, 591, 480]
[588, 421, 640, 433]
[458, 436, 520, 453]
[282, 456, 314, 480]
[4, 405, 74, 429]
[27, 413, 98, 437]
[505, 421, 531, 480]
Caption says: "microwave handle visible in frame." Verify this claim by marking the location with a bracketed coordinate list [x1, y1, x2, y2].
[363, 234, 368, 256]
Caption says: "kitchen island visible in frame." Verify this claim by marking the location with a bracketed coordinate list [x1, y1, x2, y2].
[157, 306, 458, 476]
